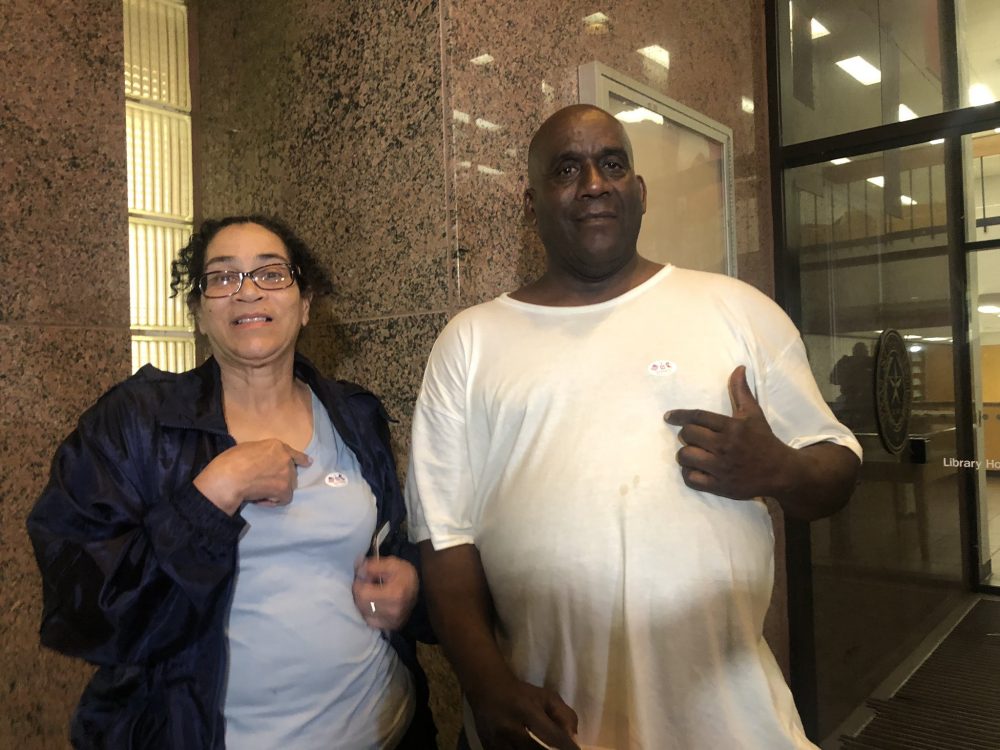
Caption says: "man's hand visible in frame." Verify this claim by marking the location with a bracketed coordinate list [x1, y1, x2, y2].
[353, 556, 419, 631]
[418, 542, 581, 749]
[664, 365, 860, 519]
[469, 675, 580, 750]
[665, 365, 790, 500]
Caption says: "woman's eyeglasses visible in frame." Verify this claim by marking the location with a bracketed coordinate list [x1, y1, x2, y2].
[197, 263, 298, 298]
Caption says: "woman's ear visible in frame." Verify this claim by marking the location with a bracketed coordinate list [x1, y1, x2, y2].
[300, 292, 312, 327]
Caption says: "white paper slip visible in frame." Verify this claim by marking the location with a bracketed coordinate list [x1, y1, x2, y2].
[526, 729, 614, 750]
[371, 522, 390, 561]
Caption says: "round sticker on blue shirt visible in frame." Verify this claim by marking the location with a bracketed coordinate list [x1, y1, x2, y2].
[325, 471, 349, 487]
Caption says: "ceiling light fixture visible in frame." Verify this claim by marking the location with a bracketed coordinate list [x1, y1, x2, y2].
[898, 103, 918, 121]
[969, 83, 997, 106]
[637, 45, 670, 69]
[615, 107, 664, 125]
[867, 176, 885, 187]
[810, 18, 830, 38]
[836, 56, 881, 86]
[830, 157, 851, 165]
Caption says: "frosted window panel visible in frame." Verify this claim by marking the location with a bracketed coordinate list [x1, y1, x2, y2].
[126, 102, 193, 220]
[579, 62, 736, 276]
[608, 91, 729, 275]
[129, 218, 192, 329]
[124, 0, 190, 111]
[131, 335, 196, 374]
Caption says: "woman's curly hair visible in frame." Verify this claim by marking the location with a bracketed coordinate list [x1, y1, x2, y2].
[170, 215, 334, 311]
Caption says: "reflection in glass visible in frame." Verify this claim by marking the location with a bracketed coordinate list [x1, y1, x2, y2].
[967, 249, 1000, 586]
[779, 0, 945, 145]
[785, 141, 963, 739]
[958, 0, 1000, 108]
[964, 129, 1000, 242]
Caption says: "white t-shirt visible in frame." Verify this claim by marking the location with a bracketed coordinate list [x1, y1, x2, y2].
[406, 265, 861, 749]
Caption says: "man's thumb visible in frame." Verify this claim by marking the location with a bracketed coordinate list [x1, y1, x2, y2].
[728, 365, 759, 415]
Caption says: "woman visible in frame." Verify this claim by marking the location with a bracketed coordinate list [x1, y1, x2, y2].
[27, 216, 437, 749]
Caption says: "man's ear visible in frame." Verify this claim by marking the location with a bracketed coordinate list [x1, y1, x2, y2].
[523, 188, 537, 226]
[637, 174, 647, 214]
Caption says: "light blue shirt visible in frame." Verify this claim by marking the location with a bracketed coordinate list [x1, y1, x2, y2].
[224, 390, 414, 749]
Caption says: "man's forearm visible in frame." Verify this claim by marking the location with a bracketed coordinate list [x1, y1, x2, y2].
[418, 541, 517, 700]
[770, 442, 860, 521]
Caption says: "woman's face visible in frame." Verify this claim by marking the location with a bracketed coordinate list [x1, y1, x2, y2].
[195, 222, 311, 371]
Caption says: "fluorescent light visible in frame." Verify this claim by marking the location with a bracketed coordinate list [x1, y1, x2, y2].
[637, 45, 670, 69]
[900, 195, 917, 206]
[929, 138, 944, 145]
[477, 164, 503, 175]
[741, 96, 755, 113]
[909, 345, 924, 353]
[470, 53, 494, 66]
[475, 118, 502, 131]
[969, 83, 996, 106]
[810, 18, 830, 38]
[898, 103, 918, 121]
[830, 157, 851, 165]
[836, 56, 881, 86]
[923, 337, 950, 342]
[583, 12, 609, 24]
[867, 175, 885, 187]
[903, 334, 922, 340]
[615, 107, 664, 125]
[452, 109, 470, 124]
[978, 304, 1000, 314]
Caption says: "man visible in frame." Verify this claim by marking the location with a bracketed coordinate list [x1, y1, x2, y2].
[406, 104, 861, 750]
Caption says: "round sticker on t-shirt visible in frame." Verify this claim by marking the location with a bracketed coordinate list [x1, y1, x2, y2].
[648, 359, 677, 375]
[325, 471, 349, 487]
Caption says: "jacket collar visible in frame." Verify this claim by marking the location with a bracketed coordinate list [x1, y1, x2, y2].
[155, 352, 359, 433]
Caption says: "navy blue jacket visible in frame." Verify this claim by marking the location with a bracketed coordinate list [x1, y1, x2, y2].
[27, 354, 436, 748]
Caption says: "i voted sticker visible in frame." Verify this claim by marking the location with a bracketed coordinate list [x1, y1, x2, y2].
[648, 359, 677, 375]
[325, 472, 349, 487]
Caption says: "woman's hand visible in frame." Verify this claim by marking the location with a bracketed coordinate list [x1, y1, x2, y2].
[193, 439, 312, 515]
[353, 556, 419, 631]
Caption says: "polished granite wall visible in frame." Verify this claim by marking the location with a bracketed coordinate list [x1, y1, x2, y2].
[1, 0, 130, 746]
[4, 0, 775, 745]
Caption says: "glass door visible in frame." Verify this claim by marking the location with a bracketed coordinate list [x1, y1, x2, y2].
[784, 140, 966, 738]
[965, 128, 1000, 586]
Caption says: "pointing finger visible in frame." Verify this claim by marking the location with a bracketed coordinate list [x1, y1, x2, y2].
[664, 408, 728, 431]
[284, 445, 313, 467]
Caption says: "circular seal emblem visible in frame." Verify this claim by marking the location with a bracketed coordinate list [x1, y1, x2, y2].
[874, 329, 913, 455]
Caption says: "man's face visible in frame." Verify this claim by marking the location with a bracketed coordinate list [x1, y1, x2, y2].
[524, 107, 647, 282]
